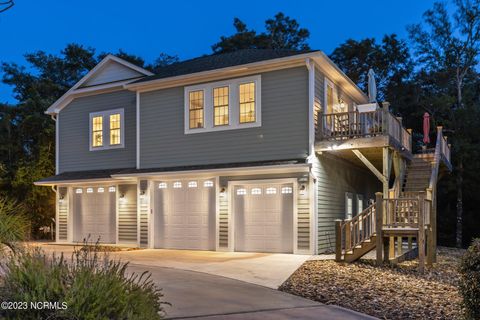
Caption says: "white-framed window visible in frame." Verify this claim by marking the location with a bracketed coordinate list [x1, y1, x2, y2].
[173, 182, 182, 188]
[236, 188, 247, 195]
[108, 186, 116, 192]
[356, 194, 364, 215]
[158, 182, 167, 189]
[97, 187, 104, 193]
[281, 186, 293, 194]
[188, 181, 198, 188]
[75, 188, 83, 194]
[251, 188, 262, 195]
[86, 187, 94, 193]
[204, 181, 214, 187]
[89, 108, 124, 151]
[345, 192, 354, 220]
[184, 75, 261, 134]
[266, 187, 277, 194]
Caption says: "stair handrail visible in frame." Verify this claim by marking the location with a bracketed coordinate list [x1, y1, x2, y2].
[428, 127, 443, 194]
[335, 203, 376, 261]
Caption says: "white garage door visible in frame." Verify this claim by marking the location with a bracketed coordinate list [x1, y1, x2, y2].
[154, 179, 215, 250]
[73, 186, 116, 243]
[234, 183, 294, 253]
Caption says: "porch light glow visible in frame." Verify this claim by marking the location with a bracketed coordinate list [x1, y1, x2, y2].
[86, 188, 93, 193]
[75, 188, 83, 194]
[97, 187, 104, 193]
[109, 186, 116, 192]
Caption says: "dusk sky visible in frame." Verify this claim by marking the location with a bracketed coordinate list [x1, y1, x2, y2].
[1, 0, 439, 103]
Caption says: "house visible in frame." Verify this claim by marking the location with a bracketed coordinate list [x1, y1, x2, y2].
[35, 49, 451, 262]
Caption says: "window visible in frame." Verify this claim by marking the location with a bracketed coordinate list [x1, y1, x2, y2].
[89, 108, 124, 151]
[173, 182, 182, 188]
[236, 188, 247, 195]
[239, 82, 256, 123]
[251, 188, 262, 195]
[108, 186, 116, 192]
[188, 181, 198, 188]
[204, 181, 214, 187]
[86, 188, 94, 193]
[158, 182, 167, 189]
[213, 86, 229, 126]
[357, 194, 364, 215]
[266, 187, 277, 194]
[92, 116, 103, 147]
[76, 188, 83, 194]
[97, 187, 104, 193]
[345, 192, 354, 220]
[184, 75, 261, 134]
[109, 114, 121, 145]
[281, 186, 293, 194]
[189, 90, 204, 129]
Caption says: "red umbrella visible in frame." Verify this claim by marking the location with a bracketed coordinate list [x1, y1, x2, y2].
[423, 112, 430, 145]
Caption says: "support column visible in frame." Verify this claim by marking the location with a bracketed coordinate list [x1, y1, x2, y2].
[375, 192, 383, 265]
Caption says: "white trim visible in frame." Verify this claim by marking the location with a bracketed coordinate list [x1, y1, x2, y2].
[148, 180, 155, 249]
[115, 182, 119, 244]
[184, 75, 262, 134]
[89, 108, 125, 151]
[345, 192, 354, 220]
[46, 55, 152, 115]
[136, 180, 141, 247]
[227, 178, 298, 254]
[136, 92, 140, 169]
[306, 59, 315, 158]
[215, 176, 220, 251]
[67, 187, 74, 243]
[55, 187, 59, 242]
[55, 115, 59, 174]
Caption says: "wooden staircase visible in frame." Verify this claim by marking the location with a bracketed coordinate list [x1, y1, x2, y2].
[344, 235, 377, 262]
[403, 154, 434, 193]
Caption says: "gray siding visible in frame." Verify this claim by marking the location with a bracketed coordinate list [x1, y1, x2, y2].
[139, 67, 309, 168]
[118, 184, 137, 243]
[58, 90, 136, 173]
[314, 154, 380, 253]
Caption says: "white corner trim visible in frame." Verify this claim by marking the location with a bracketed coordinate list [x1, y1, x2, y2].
[55, 114, 59, 174]
[306, 58, 315, 160]
[89, 108, 125, 151]
[136, 92, 140, 169]
[183, 75, 262, 134]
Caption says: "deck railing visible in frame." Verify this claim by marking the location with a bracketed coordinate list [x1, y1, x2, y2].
[338, 203, 376, 255]
[317, 109, 412, 152]
[384, 192, 430, 229]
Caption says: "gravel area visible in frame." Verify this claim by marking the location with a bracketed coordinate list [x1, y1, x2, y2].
[280, 247, 463, 320]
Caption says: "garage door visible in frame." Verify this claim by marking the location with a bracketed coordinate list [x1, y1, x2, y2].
[234, 183, 294, 253]
[73, 186, 116, 243]
[154, 179, 215, 250]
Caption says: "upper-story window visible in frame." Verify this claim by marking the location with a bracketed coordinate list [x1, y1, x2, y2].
[89, 108, 124, 151]
[184, 75, 261, 134]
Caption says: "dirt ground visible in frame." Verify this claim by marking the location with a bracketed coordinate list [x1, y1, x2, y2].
[280, 247, 464, 320]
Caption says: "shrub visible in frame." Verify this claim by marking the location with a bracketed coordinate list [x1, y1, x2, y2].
[0, 198, 29, 253]
[0, 242, 169, 319]
[459, 238, 480, 320]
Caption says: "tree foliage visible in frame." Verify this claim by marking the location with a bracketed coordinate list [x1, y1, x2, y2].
[212, 12, 310, 53]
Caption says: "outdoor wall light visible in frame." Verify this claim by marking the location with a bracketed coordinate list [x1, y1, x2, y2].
[139, 190, 146, 199]
[119, 193, 127, 204]
[220, 187, 227, 197]
[299, 184, 307, 195]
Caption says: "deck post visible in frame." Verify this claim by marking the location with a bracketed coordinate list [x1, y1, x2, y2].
[408, 236, 413, 250]
[335, 219, 342, 262]
[397, 236, 403, 256]
[418, 192, 426, 273]
[375, 192, 383, 265]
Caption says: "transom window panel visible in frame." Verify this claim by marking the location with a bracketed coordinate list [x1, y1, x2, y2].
[189, 90, 204, 129]
[89, 108, 124, 151]
[86, 188, 94, 193]
[236, 188, 247, 195]
[184, 75, 261, 134]
[173, 182, 182, 188]
[204, 181, 214, 187]
[76, 188, 83, 194]
[213, 86, 229, 126]
[109, 113, 121, 145]
[239, 82, 256, 123]
[266, 187, 277, 194]
[108, 186, 116, 192]
[251, 188, 262, 195]
[281, 186, 293, 194]
[188, 181, 198, 188]
[158, 182, 167, 189]
[92, 116, 103, 147]
[97, 187, 105, 193]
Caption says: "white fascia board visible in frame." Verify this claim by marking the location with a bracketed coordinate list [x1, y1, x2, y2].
[45, 55, 153, 115]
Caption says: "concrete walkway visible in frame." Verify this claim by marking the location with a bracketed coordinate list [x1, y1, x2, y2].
[127, 265, 377, 320]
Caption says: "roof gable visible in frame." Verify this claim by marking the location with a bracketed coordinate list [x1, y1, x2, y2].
[80, 59, 146, 88]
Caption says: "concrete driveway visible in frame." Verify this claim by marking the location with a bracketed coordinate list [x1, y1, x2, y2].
[36, 243, 309, 288]
[33, 243, 377, 319]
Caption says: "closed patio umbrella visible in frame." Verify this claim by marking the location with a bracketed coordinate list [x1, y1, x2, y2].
[368, 69, 377, 103]
[423, 112, 430, 145]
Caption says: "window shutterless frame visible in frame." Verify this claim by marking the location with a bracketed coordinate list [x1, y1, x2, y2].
[184, 75, 261, 134]
[89, 108, 125, 151]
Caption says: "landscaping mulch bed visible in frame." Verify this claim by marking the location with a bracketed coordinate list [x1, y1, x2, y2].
[279, 247, 464, 320]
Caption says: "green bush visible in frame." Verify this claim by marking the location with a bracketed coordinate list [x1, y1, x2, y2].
[459, 238, 480, 320]
[0, 198, 29, 253]
[0, 243, 169, 319]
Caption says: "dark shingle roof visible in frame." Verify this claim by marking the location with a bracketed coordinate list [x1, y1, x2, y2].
[35, 159, 307, 184]
[132, 49, 316, 84]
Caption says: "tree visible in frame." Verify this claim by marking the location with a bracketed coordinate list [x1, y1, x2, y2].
[212, 13, 310, 53]
[0, 0, 14, 14]
[408, 0, 480, 247]
[329, 34, 413, 103]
